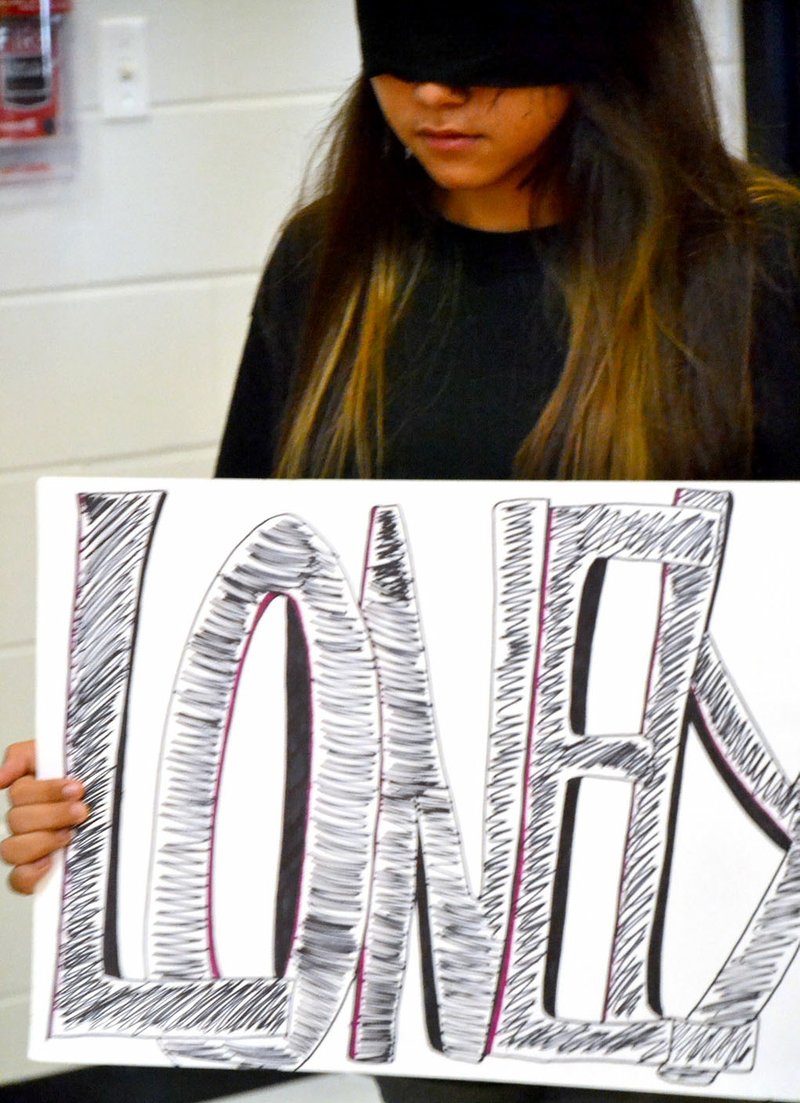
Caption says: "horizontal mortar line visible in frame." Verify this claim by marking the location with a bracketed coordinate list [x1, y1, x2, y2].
[158, 89, 349, 114]
[76, 88, 348, 119]
[0, 267, 262, 304]
[0, 442, 219, 482]
[0, 993, 31, 1012]
[0, 640, 34, 659]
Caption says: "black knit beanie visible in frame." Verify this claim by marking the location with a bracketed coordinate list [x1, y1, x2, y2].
[355, 0, 615, 87]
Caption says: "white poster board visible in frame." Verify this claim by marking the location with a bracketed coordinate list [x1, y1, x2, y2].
[31, 478, 800, 1099]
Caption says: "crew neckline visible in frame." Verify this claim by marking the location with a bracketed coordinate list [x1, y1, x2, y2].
[433, 214, 563, 270]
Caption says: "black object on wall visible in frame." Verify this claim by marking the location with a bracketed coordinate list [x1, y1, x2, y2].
[743, 0, 800, 176]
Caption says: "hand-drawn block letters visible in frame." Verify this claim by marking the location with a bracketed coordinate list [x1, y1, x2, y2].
[47, 487, 800, 1090]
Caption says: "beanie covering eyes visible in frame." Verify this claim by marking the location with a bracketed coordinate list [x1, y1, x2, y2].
[355, 0, 618, 88]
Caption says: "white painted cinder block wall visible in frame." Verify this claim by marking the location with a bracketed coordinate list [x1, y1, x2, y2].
[0, 0, 744, 1087]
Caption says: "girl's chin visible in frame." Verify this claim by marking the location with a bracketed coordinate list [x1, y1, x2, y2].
[421, 168, 496, 193]
[415, 156, 525, 199]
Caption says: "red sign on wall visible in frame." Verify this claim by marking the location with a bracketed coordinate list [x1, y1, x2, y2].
[0, 2, 71, 144]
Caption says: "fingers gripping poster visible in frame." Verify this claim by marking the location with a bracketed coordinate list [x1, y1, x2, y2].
[32, 479, 800, 1099]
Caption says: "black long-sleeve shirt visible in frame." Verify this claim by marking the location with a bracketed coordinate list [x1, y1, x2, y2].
[217, 211, 800, 481]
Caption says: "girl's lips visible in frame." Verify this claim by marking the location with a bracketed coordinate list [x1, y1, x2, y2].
[417, 129, 482, 152]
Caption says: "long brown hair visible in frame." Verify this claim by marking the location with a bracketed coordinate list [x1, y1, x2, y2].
[276, 0, 800, 479]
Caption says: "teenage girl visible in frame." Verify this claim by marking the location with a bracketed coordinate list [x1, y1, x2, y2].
[3, 1, 799, 1101]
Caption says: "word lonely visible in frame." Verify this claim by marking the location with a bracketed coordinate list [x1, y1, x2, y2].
[52, 488, 800, 1085]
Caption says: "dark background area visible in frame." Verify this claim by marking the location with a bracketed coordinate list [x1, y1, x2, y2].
[743, 0, 800, 176]
[0, 1066, 302, 1103]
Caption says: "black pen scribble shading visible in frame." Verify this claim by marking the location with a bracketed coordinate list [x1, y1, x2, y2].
[52, 492, 289, 1042]
[147, 512, 382, 1067]
[47, 487, 800, 1093]
[57, 490, 157, 1010]
[661, 634, 800, 1085]
[484, 490, 765, 1084]
[52, 498, 381, 1066]
[350, 505, 500, 1064]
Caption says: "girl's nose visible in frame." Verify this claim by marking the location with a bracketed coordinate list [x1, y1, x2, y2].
[412, 83, 470, 108]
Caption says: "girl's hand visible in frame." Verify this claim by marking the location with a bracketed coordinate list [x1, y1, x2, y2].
[0, 741, 89, 895]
